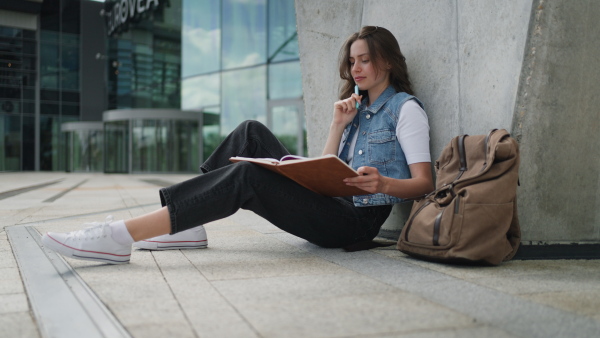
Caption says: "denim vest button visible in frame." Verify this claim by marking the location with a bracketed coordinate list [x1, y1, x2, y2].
[366, 114, 371, 119]
[358, 150, 363, 155]
[362, 131, 366, 135]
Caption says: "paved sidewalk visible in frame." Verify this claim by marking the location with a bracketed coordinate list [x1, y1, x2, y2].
[1, 173, 599, 338]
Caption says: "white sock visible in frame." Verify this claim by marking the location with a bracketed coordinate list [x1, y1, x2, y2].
[110, 220, 135, 245]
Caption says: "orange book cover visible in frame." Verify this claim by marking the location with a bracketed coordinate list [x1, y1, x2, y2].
[229, 154, 368, 197]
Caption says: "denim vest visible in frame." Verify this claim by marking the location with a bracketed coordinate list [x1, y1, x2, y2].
[338, 86, 424, 207]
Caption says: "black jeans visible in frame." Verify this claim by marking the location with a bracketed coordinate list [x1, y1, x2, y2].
[159, 120, 392, 248]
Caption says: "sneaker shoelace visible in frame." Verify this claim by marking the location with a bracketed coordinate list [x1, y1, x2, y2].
[70, 215, 114, 241]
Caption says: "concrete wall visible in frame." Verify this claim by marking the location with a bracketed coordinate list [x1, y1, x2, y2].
[295, 0, 600, 243]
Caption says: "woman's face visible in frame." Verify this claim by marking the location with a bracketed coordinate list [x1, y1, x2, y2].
[349, 39, 390, 93]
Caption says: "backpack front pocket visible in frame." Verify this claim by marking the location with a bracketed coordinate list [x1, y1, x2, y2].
[404, 196, 462, 248]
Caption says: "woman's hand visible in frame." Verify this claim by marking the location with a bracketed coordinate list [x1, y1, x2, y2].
[322, 93, 362, 156]
[343, 166, 387, 194]
[343, 163, 434, 198]
[332, 93, 362, 126]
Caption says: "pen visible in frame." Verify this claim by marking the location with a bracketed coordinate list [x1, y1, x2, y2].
[354, 85, 360, 109]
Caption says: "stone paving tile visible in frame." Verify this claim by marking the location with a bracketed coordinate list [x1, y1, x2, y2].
[0, 250, 17, 269]
[379, 325, 518, 338]
[213, 275, 474, 338]
[191, 256, 349, 281]
[186, 229, 311, 260]
[372, 246, 600, 322]
[153, 250, 259, 338]
[68, 250, 175, 303]
[108, 298, 192, 328]
[468, 271, 600, 295]
[0, 267, 24, 295]
[0, 231, 10, 251]
[0, 293, 29, 314]
[0, 311, 40, 338]
[226, 210, 284, 234]
[125, 323, 197, 338]
[521, 289, 600, 321]
[212, 273, 400, 302]
[0, 172, 66, 193]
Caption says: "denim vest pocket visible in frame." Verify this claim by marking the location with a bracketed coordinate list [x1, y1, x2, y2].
[368, 129, 396, 165]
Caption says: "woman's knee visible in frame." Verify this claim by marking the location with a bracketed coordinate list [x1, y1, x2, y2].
[238, 120, 268, 134]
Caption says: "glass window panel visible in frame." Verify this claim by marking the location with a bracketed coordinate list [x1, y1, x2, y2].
[23, 41, 36, 55]
[0, 27, 20, 38]
[41, 103, 59, 115]
[61, 43, 79, 90]
[22, 116, 35, 170]
[62, 104, 79, 116]
[61, 33, 79, 46]
[41, 6, 60, 32]
[104, 121, 129, 173]
[182, 0, 220, 77]
[268, 61, 302, 100]
[173, 120, 199, 172]
[202, 107, 222, 160]
[40, 31, 59, 44]
[0, 115, 21, 171]
[71, 130, 88, 172]
[41, 89, 59, 101]
[221, 66, 266, 135]
[62, 91, 79, 102]
[23, 30, 35, 40]
[39, 116, 62, 171]
[23, 101, 35, 114]
[0, 87, 20, 100]
[40, 43, 59, 89]
[22, 88, 34, 100]
[182, 73, 220, 110]
[89, 130, 104, 172]
[23, 56, 36, 71]
[62, 1, 80, 35]
[268, 0, 299, 62]
[132, 119, 155, 172]
[271, 105, 306, 156]
[222, 0, 266, 69]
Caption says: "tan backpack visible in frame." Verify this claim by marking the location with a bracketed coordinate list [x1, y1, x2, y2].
[397, 129, 521, 265]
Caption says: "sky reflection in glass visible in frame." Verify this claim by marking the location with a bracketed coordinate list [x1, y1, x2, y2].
[221, 66, 266, 135]
[222, 0, 266, 69]
[182, 0, 220, 77]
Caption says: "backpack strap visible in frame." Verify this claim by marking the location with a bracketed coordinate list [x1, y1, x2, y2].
[453, 134, 468, 182]
[480, 129, 498, 173]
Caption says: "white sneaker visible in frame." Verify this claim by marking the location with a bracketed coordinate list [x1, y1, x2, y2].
[133, 226, 208, 250]
[42, 218, 131, 264]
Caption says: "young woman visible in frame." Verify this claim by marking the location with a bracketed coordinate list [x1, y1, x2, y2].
[42, 26, 434, 264]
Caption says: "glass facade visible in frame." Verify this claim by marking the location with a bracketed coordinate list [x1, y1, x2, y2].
[0, 0, 302, 172]
[39, 0, 81, 171]
[182, 0, 305, 156]
[105, 0, 182, 110]
[103, 110, 201, 173]
[0, 27, 37, 171]
[62, 122, 104, 172]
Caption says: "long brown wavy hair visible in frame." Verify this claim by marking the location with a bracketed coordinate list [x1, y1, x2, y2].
[338, 26, 414, 100]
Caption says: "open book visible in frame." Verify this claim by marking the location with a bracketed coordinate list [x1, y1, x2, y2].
[229, 154, 368, 197]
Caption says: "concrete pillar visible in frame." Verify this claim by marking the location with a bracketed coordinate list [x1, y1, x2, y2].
[512, 0, 600, 244]
[295, 0, 600, 244]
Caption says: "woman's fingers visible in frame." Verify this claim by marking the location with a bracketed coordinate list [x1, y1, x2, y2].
[344, 167, 383, 193]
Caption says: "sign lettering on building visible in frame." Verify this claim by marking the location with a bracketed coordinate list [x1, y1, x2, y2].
[104, 0, 161, 36]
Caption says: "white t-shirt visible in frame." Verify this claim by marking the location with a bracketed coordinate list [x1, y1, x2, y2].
[339, 99, 430, 167]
